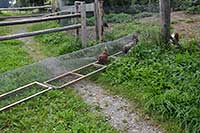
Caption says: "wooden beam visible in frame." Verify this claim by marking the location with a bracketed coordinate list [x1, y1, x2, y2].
[160, 0, 171, 43]
[94, 0, 104, 41]
[0, 87, 52, 112]
[0, 24, 81, 41]
[0, 14, 81, 27]
[80, 2, 87, 48]
[0, 5, 52, 11]
[75, 1, 80, 37]
[0, 14, 45, 20]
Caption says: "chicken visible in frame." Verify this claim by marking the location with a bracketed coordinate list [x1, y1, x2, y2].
[96, 47, 109, 65]
[123, 32, 139, 54]
[170, 33, 181, 47]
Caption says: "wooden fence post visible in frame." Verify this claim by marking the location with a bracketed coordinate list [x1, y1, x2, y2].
[51, 0, 55, 12]
[160, 0, 171, 43]
[80, 2, 87, 48]
[94, 0, 104, 42]
[57, 0, 64, 11]
[75, 1, 80, 37]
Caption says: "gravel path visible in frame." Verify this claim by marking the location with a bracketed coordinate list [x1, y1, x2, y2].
[72, 80, 164, 133]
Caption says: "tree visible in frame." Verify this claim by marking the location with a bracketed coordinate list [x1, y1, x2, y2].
[160, 0, 171, 43]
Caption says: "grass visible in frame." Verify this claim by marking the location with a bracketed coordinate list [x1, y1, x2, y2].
[0, 40, 32, 73]
[104, 21, 159, 41]
[0, 89, 117, 132]
[0, 26, 32, 73]
[87, 12, 154, 26]
[96, 28, 200, 133]
[29, 21, 83, 57]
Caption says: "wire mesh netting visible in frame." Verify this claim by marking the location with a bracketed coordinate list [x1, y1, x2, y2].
[0, 34, 133, 96]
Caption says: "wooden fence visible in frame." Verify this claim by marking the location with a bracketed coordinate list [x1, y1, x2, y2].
[0, 5, 52, 11]
[57, 0, 104, 41]
[0, 2, 87, 48]
[0, 0, 104, 47]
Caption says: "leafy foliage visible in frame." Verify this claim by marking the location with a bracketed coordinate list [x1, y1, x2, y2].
[98, 29, 200, 132]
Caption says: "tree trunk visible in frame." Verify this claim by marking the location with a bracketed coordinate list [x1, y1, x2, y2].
[160, 0, 171, 43]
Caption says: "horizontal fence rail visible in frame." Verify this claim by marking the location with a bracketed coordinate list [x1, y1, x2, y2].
[62, 3, 94, 13]
[0, 13, 81, 26]
[0, 14, 45, 20]
[0, 24, 81, 41]
[0, 5, 52, 11]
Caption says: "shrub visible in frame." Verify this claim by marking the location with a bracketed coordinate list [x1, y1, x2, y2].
[99, 29, 200, 132]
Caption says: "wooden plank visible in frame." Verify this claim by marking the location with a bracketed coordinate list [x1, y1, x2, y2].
[62, 3, 94, 13]
[0, 82, 37, 99]
[44, 63, 94, 83]
[0, 87, 52, 112]
[58, 66, 107, 89]
[0, 14, 45, 20]
[71, 72, 84, 77]
[0, 24, 81, 41]
[0, 5, 52, 11]
[80, 2, 87, 48]
[0, 82, 50, 99]
[0, 14, 81, 27]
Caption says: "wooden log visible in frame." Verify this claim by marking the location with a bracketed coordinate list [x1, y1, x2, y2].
[94, 0, 104, 41]
[0, 24, 81, 41]
[0, 5, 52, 11]
[160, 0, 171, 43]
[75, 1, 80, 37]
[94, 0, 99, 40]
[80, 2, 87, 48]
[0, 14, 45, 20]
[0, 14, 81, 27]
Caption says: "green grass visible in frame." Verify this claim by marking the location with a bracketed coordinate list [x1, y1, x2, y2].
[104, 21, 159, 41]
[0, 89, 117, 132]
[30, 21, 82, 57]
[0, 40, 32, 73]
[96, 28, 200, 133]
[87, 12, 153, 26]
[0, 26, 32, 73]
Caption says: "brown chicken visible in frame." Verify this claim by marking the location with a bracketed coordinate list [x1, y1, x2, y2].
[123, 32, 139, 54]
[96, 47, 109, 65]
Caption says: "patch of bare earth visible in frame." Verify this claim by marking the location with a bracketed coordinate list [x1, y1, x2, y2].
[141, 11, 200, 39]
[72, 80, 164, 133]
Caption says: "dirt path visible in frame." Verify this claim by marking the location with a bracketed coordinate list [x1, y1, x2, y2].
[141, 11, 200, 39]
[72, 80, 164, 133]
[12, 25, 46, 61]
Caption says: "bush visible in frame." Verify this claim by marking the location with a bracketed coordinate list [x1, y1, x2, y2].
[187, 5, 200, 14]
[99, 29, 200, 132]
